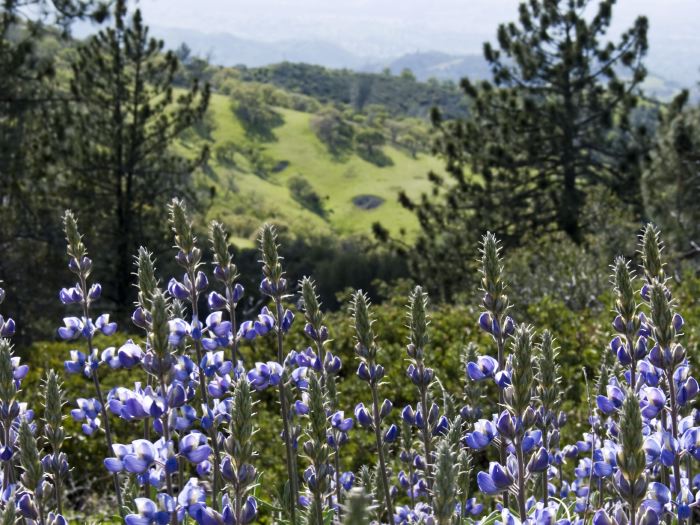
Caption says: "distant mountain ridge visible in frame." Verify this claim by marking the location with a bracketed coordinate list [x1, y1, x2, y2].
[152, 26, 366, 69]
[152, 25, 687, 100]
[367, 51, 492, 82]
[154, 25, 490, 82]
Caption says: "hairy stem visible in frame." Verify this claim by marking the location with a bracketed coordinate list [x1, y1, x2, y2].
[80, 273, 124, 515]
[275, 298, 298, 524]
[370, 383, 393, 523]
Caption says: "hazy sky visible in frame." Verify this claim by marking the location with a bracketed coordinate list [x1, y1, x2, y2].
[128, 0, 700, 58]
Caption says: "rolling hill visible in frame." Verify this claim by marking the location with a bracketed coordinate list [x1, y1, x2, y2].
[187, 92, 444, 247]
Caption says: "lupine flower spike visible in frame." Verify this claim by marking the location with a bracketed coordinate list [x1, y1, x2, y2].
[535, 330, 561, 505]
[404, 286, 442, 491]
[169, 199, 226, 510]
[351, 291, 394, 523]
[259, 224, 299, 523]
[209, 221, 244, 367]
[616, 388, 647, 525]
[478, 232, 515, 500]
[300, 276, 347, 515]
[223, 376, 258, 524]
[42, 370, 68, 517]
[60, 210, 124, 514]
[301, 372, 332, 524]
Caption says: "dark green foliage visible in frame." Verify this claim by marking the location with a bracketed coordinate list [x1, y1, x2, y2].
[310, 107, 354, 156]
[395, 0, 649, 300]
[642, 90, 700, 256]
[231, 83, 283, 139]
[287, 176, 325, 217]
[237, 62, 469, 119]
[355, 127, 392, 167]
[231, 233, 409, 311]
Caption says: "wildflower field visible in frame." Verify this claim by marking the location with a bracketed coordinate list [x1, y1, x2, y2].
[0, 198, 698, 525]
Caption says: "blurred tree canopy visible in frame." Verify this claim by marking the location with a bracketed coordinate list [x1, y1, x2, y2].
[643, 90, 700, 258]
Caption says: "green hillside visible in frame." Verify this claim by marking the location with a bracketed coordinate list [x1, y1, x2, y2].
[188, 92, 445, 246]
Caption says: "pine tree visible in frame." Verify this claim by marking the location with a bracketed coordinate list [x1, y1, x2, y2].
[58, 0, 210, 310]
[392, 0, 649, 299]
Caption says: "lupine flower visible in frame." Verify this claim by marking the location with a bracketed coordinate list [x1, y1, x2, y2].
[70, 398, 102, 435]
[247, 361, 283, 390]
[467, 355, 499, 381]
[331, 411, 353, 433]
[0, 315, 14, 338]
[125, 495, 176, 525]
[354, 403, 372, 428]
[179, 432, 212, 464]
[59, 286, 83, 305]
[477, 462, 514, 494]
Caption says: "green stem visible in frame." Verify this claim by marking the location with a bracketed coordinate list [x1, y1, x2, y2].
[187, 270, 221, 511]
[334, 442, 343, 520]
[514, 439, 527, 521]
[158, 368, 177, 525]
[496, 333, 509, 510]
[79, 273, 124, 515]
[667, 372, 684, 525]
[275, 298, 298, 524]
[370, 383, 393, 523]
[418, 362, 433, 490]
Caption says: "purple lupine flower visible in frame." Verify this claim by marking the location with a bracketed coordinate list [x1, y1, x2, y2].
[59, 286, 83, 305]
[94, 314, 117, 336]
[208, 291, 227, 310]
[596, 384, 625, 415]
[71, 398, 102, 435]
[383, 424, 399, 443]
[199, 351, 232, 378]
[88, 283, 101, 300]
[644, 481, 671, 515]
[331, 411, 354, 432]
[640, 387, 666, 419]
[238, 307, 275, 340]
[122, 439, 157, 474]
[17, 493, 39, 520]
[461, 498, 484, 516]
[294, 347, 322, 371]
[467, 355, 499, 381]
[354, 403, 373, 428]
[168, 277, 190, 301]
[57, 317, 83, 340]
[477, 462, 514, 495]
[465, 419, 497, 450]
[179, 432, 212, 464]
[107, 385, 152, 421]
[102, 341, 144, 370]
[178, 477, 207, 519]
[406, 363, 434, 386]
[340, 471, 355, 490]
[324, 351, 341, 374]
[125, 495, 175, 525]
[356, 362, 384, 383]
[247, 361, 283, 390]
[280, 308, 294, 333]
[0, 315, 15, 338]
[674, 365, 699, 406]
